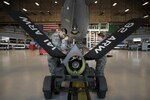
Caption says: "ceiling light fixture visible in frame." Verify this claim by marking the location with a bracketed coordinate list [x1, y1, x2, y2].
[94, 1, 98, 4]
[125, 9, 129, 12]
[47, 11, 52, 15]
[144, 15, 149, 18]
[67, 6, 69, 10]
[142, 2, 149, 6]
[55, 1, 58, 4]
[35, 2, 39, 6]
[113, 3, 117, 6]
[3, 1, 10, 5]
[22, 8, 27, 12]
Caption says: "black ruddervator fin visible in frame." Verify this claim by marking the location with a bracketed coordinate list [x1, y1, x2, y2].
[84, 18, 146, 60]
[8, 10, 66, 58]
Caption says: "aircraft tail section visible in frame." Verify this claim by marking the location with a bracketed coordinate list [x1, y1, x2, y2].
[61, 0, 89, 41]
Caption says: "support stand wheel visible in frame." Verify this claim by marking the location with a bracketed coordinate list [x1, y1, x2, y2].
[43, 76, 53, 99]
[96, 76, 108, 99]
[97, 89, 107, 99]
[44, 91, 52, 99]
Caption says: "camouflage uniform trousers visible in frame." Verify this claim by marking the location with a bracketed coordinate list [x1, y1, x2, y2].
[95, 56, 107, 76]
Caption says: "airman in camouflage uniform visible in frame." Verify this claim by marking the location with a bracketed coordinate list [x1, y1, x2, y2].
[47, 28, 69, 74]
[95, 33, 107, 76]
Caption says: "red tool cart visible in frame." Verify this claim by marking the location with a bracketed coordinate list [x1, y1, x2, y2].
[39, 48, 47, 55]
[29, 44, 36, 50]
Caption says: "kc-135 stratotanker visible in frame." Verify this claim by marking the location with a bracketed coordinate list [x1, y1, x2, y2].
[8, 0, 146, 99]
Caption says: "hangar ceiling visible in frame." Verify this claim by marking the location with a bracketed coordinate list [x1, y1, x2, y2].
[0, 0, 150, 24]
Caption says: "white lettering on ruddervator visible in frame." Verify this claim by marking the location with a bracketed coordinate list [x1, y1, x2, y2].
[19, 16, 43, 35]
[44, 39, 56, 50]
[95, 36, 116, 54]
[117, 23, 134, 33]
[94, 22, 134, 54]
[28, 25, 37, 31]
[19, 17, 31, 24]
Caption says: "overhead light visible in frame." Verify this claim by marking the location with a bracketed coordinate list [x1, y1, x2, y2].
[142, 2, 149, 6]
[94, 1, 98, 4]
[125, 9, 129, 12]
[35, 2, 39, 6]
[133, 38, 141, 42]
[55, 1, 58, 4]
[113, 3, 117, 6]
[3, 1, 10, 5]
[22, 8, 27, 12]
[67, 6, 69, 10]
[144, 15, 149, 18]
[47, 11, 52, 15]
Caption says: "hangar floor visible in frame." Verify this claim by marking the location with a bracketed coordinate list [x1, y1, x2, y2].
[0, 49, 150, 100]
